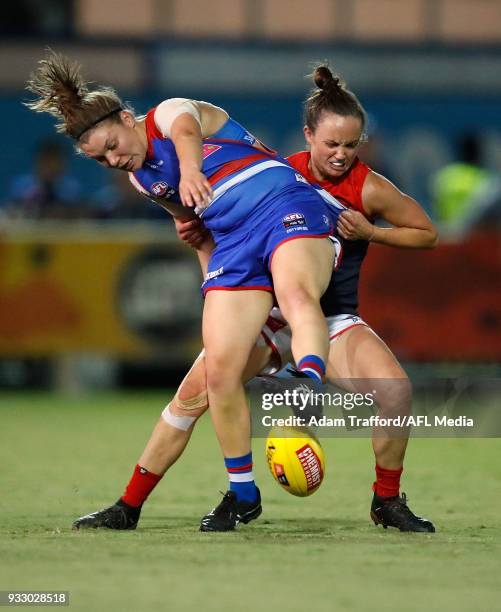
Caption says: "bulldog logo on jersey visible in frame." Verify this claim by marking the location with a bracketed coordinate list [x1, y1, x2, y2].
[202, 144, 222, 159]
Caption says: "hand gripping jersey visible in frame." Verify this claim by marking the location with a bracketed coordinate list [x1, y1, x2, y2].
[287, 151, 371, 316]
[131, 109, 340, 294]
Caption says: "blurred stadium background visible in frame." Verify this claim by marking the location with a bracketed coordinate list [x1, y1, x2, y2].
[1, 4, 501, 611]
[0, 0, 500, 391]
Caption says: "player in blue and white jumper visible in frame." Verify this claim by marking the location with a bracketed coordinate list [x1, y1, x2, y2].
[26, 51, 342, 529]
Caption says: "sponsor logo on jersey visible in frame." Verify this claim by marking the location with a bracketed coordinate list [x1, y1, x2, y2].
[295, 172, 308, 184]
[202, 143, 222, 159]
[243, 133, 256, 144]
[282, 212, 306, 229]
[146, 159, 164, 169]
[150, 181, 175, 199]
[203, 266, 224, 284]
[286, 227, 309, 233]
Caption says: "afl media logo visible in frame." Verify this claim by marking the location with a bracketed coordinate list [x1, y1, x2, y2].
[151, 181, 170, 197]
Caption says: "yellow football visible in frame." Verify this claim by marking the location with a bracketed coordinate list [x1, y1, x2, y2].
[265, 426, 325, 497]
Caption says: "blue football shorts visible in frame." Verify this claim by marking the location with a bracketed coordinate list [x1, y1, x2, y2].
[202, 182, 335, 295]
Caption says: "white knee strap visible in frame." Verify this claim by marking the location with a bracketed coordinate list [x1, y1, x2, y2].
[161, 403, 197, 432]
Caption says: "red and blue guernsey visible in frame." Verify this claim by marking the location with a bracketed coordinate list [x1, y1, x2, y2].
[131, 108, 342, 294]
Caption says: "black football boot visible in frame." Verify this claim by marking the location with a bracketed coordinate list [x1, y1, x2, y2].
[200, 489, 262, 532]
[72, 499, 141, 530]
[371, 492, 435, 533]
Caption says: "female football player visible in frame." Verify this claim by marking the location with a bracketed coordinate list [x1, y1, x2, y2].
[26, 51, 340, 531]
[70, 64, 437, 534]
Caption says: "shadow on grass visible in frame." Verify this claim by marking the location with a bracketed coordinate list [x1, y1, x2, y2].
[142, 515, 369, 535]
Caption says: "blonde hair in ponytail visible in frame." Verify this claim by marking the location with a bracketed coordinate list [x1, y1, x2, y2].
[25, 50, 125, 141]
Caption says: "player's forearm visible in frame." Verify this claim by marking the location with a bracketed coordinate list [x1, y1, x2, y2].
[172, 126, 213, 207]
[175, 132, 203, 174]
[370, 226, 439, 249]
[137, 191, 197, 220]
[156, 199, 197, 220]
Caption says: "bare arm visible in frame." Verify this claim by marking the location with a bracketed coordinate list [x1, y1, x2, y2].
[130, 177, 197, 220]
[337, 171, 438, 249]
[137, 191, 196, 220]
[155, 99, 229, 209]
[170, 113, 213, 209]
[174, 217, 215, 277]
[129, 170, 210, 268]
[139, 190, 215, 276]
[195, 240, 215, 277]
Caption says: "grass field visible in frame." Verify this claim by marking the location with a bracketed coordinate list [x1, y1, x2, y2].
[1, 391, 500, 612]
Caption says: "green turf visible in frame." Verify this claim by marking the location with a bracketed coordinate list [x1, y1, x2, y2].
[0, 392, 499, 612]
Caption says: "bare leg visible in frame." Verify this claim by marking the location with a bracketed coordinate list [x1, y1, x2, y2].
[327, 325, 410, 469]
[203, 290, 272, 458]
[137, 355, 208, 475]
[271, 238, 334, 375]
[72, 338, 274, 530]
[137, 345, 273, 475]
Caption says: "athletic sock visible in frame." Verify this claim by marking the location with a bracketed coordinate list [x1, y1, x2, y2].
[121, 464, 162, 508]
[372, 463, 403, 498]
[297, 354, 325, 382]
[224, 452, 258, 503]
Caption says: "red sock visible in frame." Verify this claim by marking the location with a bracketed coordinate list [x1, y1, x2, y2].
[372, 464, 403, 498]
[121, 464, 162, 508]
